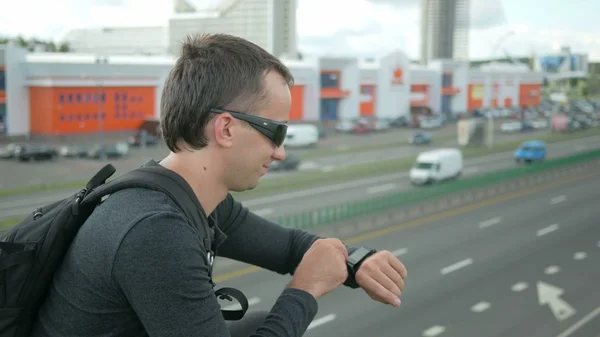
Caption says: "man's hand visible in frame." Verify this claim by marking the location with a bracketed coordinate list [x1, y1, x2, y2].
[354, 250, 407, 307]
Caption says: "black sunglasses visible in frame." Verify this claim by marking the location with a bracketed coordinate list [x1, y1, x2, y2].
[210, 108, 288, 147]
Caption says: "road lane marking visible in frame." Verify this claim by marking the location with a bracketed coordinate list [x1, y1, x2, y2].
[544, 265, 561, 275]
[213, 171, 600, 283]
[551, 195, 567, 204]
[471, 301, 491, 313]
[479, 216, 502, 229]
[573, 251, 587, 260]
[511, 282, 528, 292]
[556, 306, 600, 337]
[537, 224, 559, 237]
[393, 248, 408, 256]
[252, 208, 274, 217]
[307, 313, 336, 330]
[441, 258, 473, 275]
[422, 325, 446, 337]
[367, 183, 396, 194]
[221, 297, 261, 311]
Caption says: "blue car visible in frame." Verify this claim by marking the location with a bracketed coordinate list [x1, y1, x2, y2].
[514, 140, 547, 163]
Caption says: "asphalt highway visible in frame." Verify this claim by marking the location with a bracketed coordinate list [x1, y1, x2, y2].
[2, 135, 599, 222]
[214, 166, 600, 337]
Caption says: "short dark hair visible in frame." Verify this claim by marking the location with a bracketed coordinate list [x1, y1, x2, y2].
[159, 33, 295, 152]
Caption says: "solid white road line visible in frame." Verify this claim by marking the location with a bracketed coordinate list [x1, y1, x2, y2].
[511, 282, 529, 292]
[544, 265, 561, 275]
[556, 306, 600, 337]
[307, 313, 336, 330]
[393, 248, 408, 256]
[367, 183, 396, 194]
[573, 251, 588, 260]
[479, 217, 502, 229]
[422, 325, 446, 337]
[440, 258, 473, 275]
[550, 195, 567, 205]
[537, 224, 559, 237]
[221, 297, 261, 311]
[471, 301, 491, 313]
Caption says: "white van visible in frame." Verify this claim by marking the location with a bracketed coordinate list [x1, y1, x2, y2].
[409, 148, 463, 185]
[283, 124, 319, 148]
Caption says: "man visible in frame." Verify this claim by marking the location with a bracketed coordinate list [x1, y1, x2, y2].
[30, 33, 407, 337]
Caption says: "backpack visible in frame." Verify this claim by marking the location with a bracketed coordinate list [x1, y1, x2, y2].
[0, 164, 249, 337]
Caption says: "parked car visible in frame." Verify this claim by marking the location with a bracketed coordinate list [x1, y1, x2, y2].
[17, 145, 59, 162]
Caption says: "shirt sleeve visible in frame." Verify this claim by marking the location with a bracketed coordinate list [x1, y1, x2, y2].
[112, 210, 319, 337]
[215, 193, 319, 276]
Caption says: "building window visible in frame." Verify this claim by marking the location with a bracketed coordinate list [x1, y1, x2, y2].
[0, 69, 5, 91]
[320, 73, 340, 88]
[68, 94, 73, 103]
[59, 94, 65, 104]
[85, 93, 90, 103]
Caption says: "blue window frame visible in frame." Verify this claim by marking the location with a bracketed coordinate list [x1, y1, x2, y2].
[0, 69, 5, 91]
[320, 73, 339, 89]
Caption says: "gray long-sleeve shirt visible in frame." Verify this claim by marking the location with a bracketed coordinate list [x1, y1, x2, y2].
[30, 163, 328, 337]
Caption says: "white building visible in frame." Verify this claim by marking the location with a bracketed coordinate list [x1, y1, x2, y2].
[63, 26, 169, 56]
[61, 0, 298, 59]
[168, 0, 298, 58]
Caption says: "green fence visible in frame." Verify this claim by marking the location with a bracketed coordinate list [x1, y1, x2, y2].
[274, 149, 600, 230]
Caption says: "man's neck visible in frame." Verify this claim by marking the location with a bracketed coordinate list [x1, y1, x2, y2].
[159, 151, 228, 216]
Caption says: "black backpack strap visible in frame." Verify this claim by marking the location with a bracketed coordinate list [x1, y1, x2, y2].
[216, 287, 249, 321]
[82, 166, 207, 242]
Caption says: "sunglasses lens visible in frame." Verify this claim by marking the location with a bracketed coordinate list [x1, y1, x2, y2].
[273, 125, 287, 147]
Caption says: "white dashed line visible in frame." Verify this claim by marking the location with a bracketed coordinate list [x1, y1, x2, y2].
[367, 183, 396, 194]
[422, 325, 446, 337]
[441, 258, 473, 275]
[307, 313, 336, 330]
[511, 282, 529, 292]
[556, 306, 600, 337]
[544, 265, 561, 275]
[393, 248, 408, 256]
[573, 252, 587, 260]
[550, 195, 567, 205]
[479, 217, 502, 229]
[252, 208, 274, 217]
[471, 301, 491, 313]
[537, 224, 559, 237]
[221, 297, 261, 311]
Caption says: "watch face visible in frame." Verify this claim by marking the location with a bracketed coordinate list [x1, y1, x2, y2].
[349, 247, 372, 264]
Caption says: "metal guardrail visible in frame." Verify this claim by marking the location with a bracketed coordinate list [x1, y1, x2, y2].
[273, 149, 600, 230]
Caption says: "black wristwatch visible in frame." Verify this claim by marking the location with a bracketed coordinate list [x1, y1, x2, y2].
[345, 246, 377, 288]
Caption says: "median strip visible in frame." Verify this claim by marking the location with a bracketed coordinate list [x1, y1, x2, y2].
[2, 128, 598, 198]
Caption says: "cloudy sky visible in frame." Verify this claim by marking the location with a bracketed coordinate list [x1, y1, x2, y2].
[1, 0, 598, 60]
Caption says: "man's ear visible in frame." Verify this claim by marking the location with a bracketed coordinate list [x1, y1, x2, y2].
[213, 114, 235, 148]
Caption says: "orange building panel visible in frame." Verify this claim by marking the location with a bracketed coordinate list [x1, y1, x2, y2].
[289, 85, 305, 121]
[467, 84, 484, 110]
[29, 86, 155, 135]
[410, 84, 429, 107]
[359, 84, 376, 116]
[519, 84, 541, 107]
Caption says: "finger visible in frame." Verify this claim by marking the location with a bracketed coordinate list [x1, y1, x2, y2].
[371, 265, 403, 297]
[360, 275, 401, 307]
[332, 240, 349, 258]
[381, 263, 405, 294]
[387, 254, 408, 278]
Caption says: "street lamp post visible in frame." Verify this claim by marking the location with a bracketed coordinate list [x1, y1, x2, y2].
[95, 56, 108, 160]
